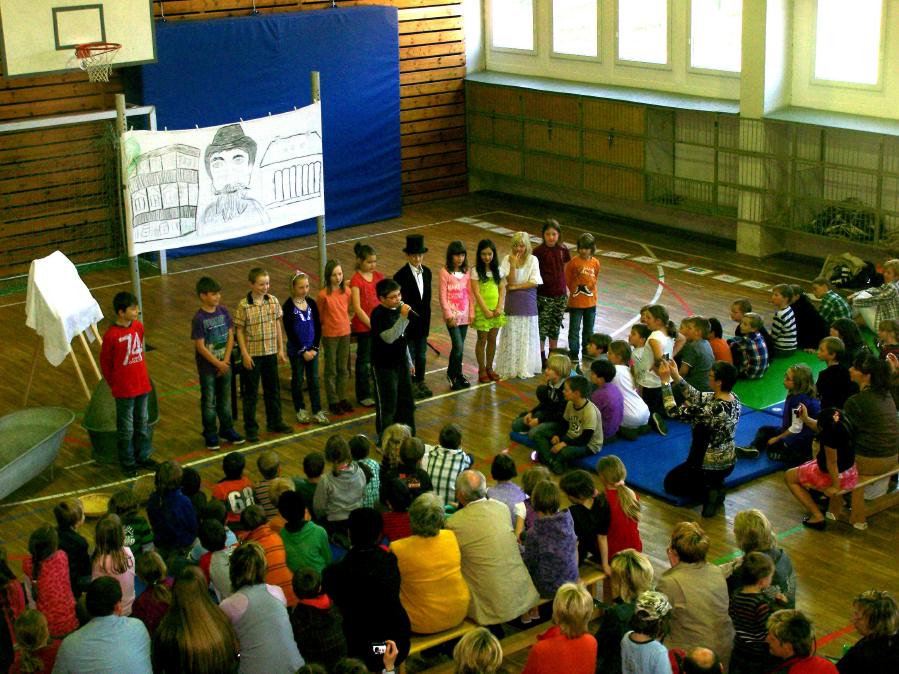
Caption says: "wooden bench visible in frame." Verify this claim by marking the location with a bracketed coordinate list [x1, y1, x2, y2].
[400, 563, 606, 672]
[828, 465, 899, 529]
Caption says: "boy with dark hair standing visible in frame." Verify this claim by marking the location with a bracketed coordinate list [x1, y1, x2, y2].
[100, 291, 157, 477]
[370, 278, 416, 437]
[234, 267, 292, 442]
[192, 276, 244, 450]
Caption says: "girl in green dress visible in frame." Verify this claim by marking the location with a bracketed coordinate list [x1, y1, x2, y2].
[470, 239, 507, 383]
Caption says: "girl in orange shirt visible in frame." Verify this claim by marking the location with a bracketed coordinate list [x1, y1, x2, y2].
[318, 259, 353, 415]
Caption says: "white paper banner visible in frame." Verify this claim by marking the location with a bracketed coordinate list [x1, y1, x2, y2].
[122, 104, 324, 255]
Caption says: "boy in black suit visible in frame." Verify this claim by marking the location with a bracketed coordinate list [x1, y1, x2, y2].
[393, 234, 433, 399]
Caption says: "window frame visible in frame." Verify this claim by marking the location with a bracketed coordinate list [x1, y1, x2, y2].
[685, 0, 742, 78]
[614, 0, 672, 71]
[488, 0, 539, 55]
[549, 0, 602, 63]
[810, 0, 885, 91]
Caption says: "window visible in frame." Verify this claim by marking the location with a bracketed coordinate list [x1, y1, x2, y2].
[492, 0, 534, 51]
[690, 0, 742, 73]
[814, 0, 882, 85]
[617, 0, 668, 65]
[553, 0, 598, 57]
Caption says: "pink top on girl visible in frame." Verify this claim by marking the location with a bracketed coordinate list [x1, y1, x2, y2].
[350, 270, 385, 334]
[23, 550, 78, 637]
[92, 546, 136, 616]
[317, 287, 352, 338]
[439, 268, 474, 325]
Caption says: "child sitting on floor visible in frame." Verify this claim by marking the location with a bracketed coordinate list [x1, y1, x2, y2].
[810, 276, 851, 326]
[278, 491, 331, 575]
[629, 323, 666, 435]
[189, 499, 239, 563]
[589, 360, 624, 443]
[510, 352, 571, 444]
[295, 451, 325, 516]
[380, 477, 413, 543]
[708, 317, 733, 363]
[788, 284, 828, 351]
[197, 518, 236, 601]
[607, 341, 650, 439]
[535, 376, 603, 475]
[522, 481, 578, 609]
[520, 464, 552, 537]
[253, 451, 282, 520]
[91, 514, 136, 616]
[815, 337, 856, 410]
[559, 469, 607, 565]
[677, 316, 715, 393]
[107, 489, 154, 555]
[350, 434, 381, 508]
[392, 437, 434, 500]
[877, 319, 899, 360]
[212, 451, 255, 530]
[313, 435, 368, 538]
[620, 591, 673, 674]
[770, 284, 798, 358]
[290, 568, 348, 671]
[53, 498, 91, 598]
[730, 298, 774, 354]
[729, 552, 781, 674]
[730, 312, 770, 380]
[131, 551, 172, 636]
[487, 453, 527, 538]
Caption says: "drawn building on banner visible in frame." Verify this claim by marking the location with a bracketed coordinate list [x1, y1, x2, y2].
[259, 131, 323, 209]
[129, 144, 200, 243]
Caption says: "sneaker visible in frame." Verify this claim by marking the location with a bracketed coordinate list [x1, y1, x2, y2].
[735, 445, 760, 459]
[204, 433, 221, 450]
[245, 431, 260, 443]
[852, 521, 868, 531]
[296, 408, 312, 424]
[312, 410, 330, 424]
[650, 412, 668, 436]
[268, 422, 293, 434]
[137, 457, 160, 469]
[359, 397, 376, 408]
[825, 511, 837, 521]
[412, 383, 429, 400]
[530, 450, 539, 463]
[221, 429, 245, 445]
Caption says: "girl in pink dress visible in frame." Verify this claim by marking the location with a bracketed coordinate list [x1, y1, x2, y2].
[350, 242, 384, 407]
[440, 240, 474, 390]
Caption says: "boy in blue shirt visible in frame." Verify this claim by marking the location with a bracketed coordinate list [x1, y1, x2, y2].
[191, 276, 244, 450]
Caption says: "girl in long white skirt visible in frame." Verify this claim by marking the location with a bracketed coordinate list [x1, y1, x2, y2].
[496, 232, 543, 379]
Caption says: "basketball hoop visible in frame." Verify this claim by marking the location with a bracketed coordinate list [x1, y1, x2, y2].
[74, 42, 122, 83]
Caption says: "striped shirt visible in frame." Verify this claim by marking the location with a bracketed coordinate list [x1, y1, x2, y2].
[234, 293, 283, 357]
[771, 306, 797, 351]
[818, 289, 851, 325]
[425, 445, 473, 507]
[729, 589, 774, 662]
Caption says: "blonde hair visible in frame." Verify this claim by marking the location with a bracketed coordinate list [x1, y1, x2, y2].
[883, 259, 899, 276]
[92, 514, 131, 576]
[13, 610, 49, 673]
[510, 231, 533, 259]
[610, 549, 654, 602]
[733, 509, 776, 553]
[596, 455, 640, 522]
[553, 583, 594, 638]
[669, 521, 710, 563]
[380, 423, 412, 474]
[546, 353, 572, 379]
[267, 477, 295, 510]
[786, 364, 816, 396]
[453, 627, 502, 674]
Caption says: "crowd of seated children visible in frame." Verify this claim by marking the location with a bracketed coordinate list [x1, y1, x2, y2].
[535, 375, 603, 474]
[811, 276, 852, 325]
[511, 352, 571, 444]
[589, 360, 624, 442]
[487, 453, 527, 537]
[380, 477, 414, 542]
[814, 337, 857, 410]
[737, 364, 821, 465]
[607, 340, 651, 438]
[730, 312, 770, 380]
[425, 423, 473, 507]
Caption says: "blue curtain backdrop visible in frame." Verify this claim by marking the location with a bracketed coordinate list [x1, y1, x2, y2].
[129, 7, 401, 256]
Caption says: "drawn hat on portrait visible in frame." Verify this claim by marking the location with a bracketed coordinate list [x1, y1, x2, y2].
[204, 123, 258, 173]
[403, 234, 428, 254]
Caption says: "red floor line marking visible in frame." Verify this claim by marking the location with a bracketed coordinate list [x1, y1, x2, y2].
[815, 623, 856, 649]
[497, 379, 531, 402]
[272, 254, 320, 285]
[620, 259, 694, 315]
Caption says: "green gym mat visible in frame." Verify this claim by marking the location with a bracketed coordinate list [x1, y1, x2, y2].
[733, 351, 826, 411]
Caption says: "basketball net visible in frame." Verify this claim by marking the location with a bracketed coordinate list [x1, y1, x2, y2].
[75, 42, 121, 83]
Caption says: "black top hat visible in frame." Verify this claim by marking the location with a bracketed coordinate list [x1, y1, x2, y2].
[403, 234, 428, 254]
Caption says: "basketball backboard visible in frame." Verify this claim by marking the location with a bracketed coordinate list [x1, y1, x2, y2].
[0, 0, 156, 78]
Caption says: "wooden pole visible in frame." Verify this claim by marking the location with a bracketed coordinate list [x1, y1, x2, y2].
[22, 341, 40, 407]
[69, 349, 91, 400]
[115, 93, 143, 316]
[311, 71, 327, 283]
[90, 322, 103, 345]
[79, 332, 101, 381]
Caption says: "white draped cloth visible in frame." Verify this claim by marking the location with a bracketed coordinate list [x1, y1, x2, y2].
[25, 251, 104, 366]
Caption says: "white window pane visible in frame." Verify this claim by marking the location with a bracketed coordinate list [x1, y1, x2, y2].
[553, 0, 598, 57]
[815, 0, 882, 84]
[690, 0, 742, 72]
[492, 0, 534, 50]
[618, 0, 667, 64]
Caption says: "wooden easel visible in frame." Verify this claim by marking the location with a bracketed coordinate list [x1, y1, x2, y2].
[23, 323, 103, 406]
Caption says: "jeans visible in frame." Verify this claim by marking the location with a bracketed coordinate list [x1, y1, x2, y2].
[353, 332, 373, 401]
[407, 334, 428, 383]
[567, 306, 597, 361]
[322, 335, 350, 405]
[289, 352, 322, 413]
[199, 369, 234, 437]
[115, 392, 152, 469]
[511, 413, 565, 444]
[241, 353, 282, 435]
[372, 363, 416, 436]
[446, 324, 468, 380]
[534, 433, 591, 472]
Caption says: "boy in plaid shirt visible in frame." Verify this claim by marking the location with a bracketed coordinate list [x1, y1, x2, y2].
[730, 312, 770, 380]
[811, 276, 851, 326]
[235, 267, 292, 441]
[425, 424, 472, 507]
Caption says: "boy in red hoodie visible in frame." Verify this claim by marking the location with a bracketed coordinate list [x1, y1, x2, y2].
[99, 292, 156, 477]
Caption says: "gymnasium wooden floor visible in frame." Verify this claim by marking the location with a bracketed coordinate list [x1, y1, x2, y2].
[1, 191, 896, 668]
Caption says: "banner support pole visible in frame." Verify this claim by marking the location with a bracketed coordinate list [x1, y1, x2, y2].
[116, 93, 143, 316]
[311, 71, 326, 282]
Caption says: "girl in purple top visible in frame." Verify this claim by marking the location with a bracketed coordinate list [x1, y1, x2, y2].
[439, 241, 474, 391]
[486, 453, 527, 540]
[283, 273, 327, 425]
[533, 219, 571, 365]
[522, 481, 579, 604]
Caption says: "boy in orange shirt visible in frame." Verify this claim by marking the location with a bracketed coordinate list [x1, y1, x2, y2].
[565, 233, 601, 366]
[212, 452, 255, 530]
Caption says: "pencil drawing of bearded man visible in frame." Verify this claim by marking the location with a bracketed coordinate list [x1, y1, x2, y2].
[200, 124, 270, 230]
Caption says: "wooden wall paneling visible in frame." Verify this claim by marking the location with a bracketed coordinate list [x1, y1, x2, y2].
[583, 99, 646, 134]
[524, 154, 582, 189]
[467, 143, 522, 177]
[0, 0, 469, 280]
[583, 130, 645, 168]
[520, 90, 579, 125]
[524, 121, 579, 157]
[584, 164, 645, 200]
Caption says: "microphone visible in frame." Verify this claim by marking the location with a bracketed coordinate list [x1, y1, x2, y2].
[404, 305, 420, 318]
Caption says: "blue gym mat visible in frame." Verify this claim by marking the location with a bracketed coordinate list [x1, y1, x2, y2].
[511, 409, 786, 506]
